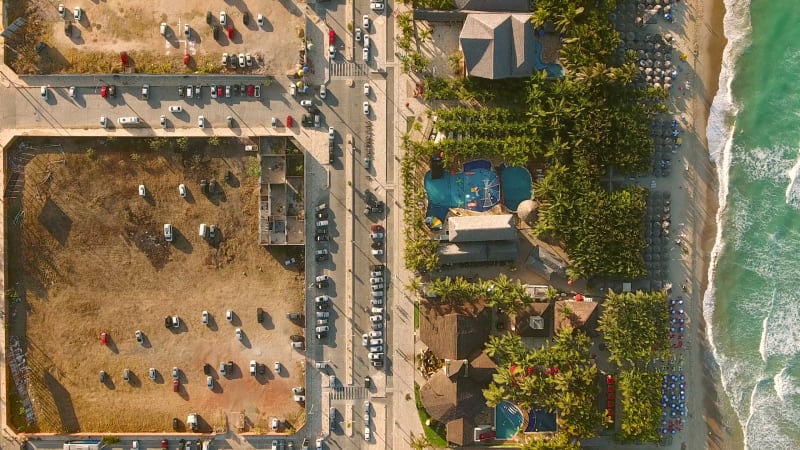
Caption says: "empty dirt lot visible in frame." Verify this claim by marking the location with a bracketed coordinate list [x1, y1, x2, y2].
[6, 139, 307, 433]
[11, 0, 305, 74]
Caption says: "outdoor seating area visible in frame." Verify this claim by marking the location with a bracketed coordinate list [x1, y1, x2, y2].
[644, 190, 672, 281]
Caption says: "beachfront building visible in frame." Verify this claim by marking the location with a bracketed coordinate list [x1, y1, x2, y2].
[459, 14, 537, 79]
[440, 214, 519, 264]
[418, 300, 497, 446]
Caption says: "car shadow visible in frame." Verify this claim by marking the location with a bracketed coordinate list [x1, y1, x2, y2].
[105, 335, 120, 354]
[128, 371, 142, 388]
[207, 314, 219, 331]
[171, 228, 194, 255]
[260, 310, 274, 330]
[239, 332, 251, 348]
[101, 375, 116, 390]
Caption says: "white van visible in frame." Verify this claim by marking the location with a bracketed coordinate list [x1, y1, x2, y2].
[198, 223, 208, 238]
[164, 224, 173, 242]
[118, 117, 141, 125]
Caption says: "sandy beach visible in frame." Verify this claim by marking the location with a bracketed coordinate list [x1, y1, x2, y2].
[662, 0, 740, 448]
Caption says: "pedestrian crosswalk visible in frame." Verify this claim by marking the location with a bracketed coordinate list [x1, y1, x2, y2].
[329, 62, 369, 78]
[330, 386, 368, 400]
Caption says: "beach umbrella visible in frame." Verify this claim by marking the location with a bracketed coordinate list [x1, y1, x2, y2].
[665, 5, 672, 13]
[645, 67, 653, 75]
[665, 60, 673, 68]
[665, 76, 673, 83]
[664, 33, 673, 41]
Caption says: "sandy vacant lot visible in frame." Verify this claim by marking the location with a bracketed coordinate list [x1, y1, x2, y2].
[17, 0, 305, 74]
[7, 140, 306, 433]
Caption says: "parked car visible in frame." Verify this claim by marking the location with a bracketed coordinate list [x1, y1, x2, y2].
[328, 127, 335, 140]
[207, 376, 214, 389]
[202, 310, 209, 324]
[220, 11, 227, 26]
[250, 360, 257, 376]
[355, 27, 362, 42]
[173, 379, 179, 392]
[274, 361, 282, 374]
[364, 83, 370, 96]
[73, 6, 82, 20]
[149, 368, 156, 380]
[235, 328, 243, 340]
[363, 46, 369, 62]
[135, 330, 144, 344]
[363, 102, 370, 115]
[320, 84, 327, 99]
[258, 14, 265, 27]
[198, 115, 205, 128]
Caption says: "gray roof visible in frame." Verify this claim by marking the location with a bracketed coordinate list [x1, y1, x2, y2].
[460, 14, 535, 79]
[454, 0, 530, 12]
[439, 241, 518, 265]
[448, 214, 515, 242]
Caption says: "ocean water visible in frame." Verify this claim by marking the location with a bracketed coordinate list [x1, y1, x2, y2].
[705, 0, 800, 448]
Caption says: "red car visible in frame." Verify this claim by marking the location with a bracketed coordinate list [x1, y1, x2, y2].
[227, 27, 234, 39]
[183, 53, 190, 65]
[100, 85, 108, 98]
[370, 224, 384, 233]
[99, 332, 108, 345]
[329, 29, 335, 45]
[286, 115, 293, 127]
[173, 379, 179, 392]
[217, 86, 224, 97]
[161, 439, 168, 449]
[120, 52, 129, 67]
[247, 85, 254, 96]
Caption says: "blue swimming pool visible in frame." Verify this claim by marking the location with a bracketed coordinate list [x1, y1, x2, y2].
[495, 401, 557, 439]
[500, 166, 533, 211]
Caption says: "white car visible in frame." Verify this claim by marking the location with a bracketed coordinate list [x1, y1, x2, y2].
[315, 275, 330, 282]
[160, 22, 167, 36]
[210, 84, 218, 98]
[365, 427, 371, 441]
[172, 367, 179, 379]
[185, 85, 194, 98]
[364, 34, 370, 47]
[315, 326, 329, 333]
[362, 334, 370, 346]
[73, 6, 82, 20]
[364, 83, 370, 96]
[329, 45, 336, 58]
[168, 105, 183, 113]
[68, 86, 76, 98]
[257, 14, 264, 27]
[369, 315, 382, 323]
[320, 84, 327, 99]
[316, 439, 323, 450]
[363, 15, 370, 29]
[355, 27, 362, 42]
[372, 284, 385, 291]
[370, 270, 383, 277]
[371, 298, 383, 306]
[250, 360, 257, 375]
[207, 376, 214, 388]
[274, 361, 282, 373]
[246, 54, 253, 66]
[202, 310, 209, 324]
[226, 310, 233, 322]
[371, 2, 385, 11]
[363, 46, 369, 62]
[58, 4, 65, 17]
[160, 115, 167, 129]
[370, 277, 383, 285]
[238, 53, 246, 68]
[179, 183, 187, 197]
[371, 248, 384, 256]
[372, 290, 384, 298]
[290, 84, 297, 96]
[149, 368, 156, 380]
[219, 11, 227, 26]
[368, 330, 382, 338]
[235, 328, 243, 340]
[198, 116, 205, 128]
[371, 307, 384, 315]
[226, 85, 232, 97]
[40, 86, 48, 99]
[328, 127, 335, 140]
[300, 100, 313, 107]
[221, 53, 228, 65]
[184, 24, 190, 38]
[370, 339, 384, 346]
[363, 102, 370, 115]
[272, 117, 277, 128]
[99, 116, 107, 128]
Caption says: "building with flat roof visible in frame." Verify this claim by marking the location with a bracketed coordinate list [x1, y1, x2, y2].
[447, 214, 515, 242]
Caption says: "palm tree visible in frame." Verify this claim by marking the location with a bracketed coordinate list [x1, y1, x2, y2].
[409, 432, 431, 450]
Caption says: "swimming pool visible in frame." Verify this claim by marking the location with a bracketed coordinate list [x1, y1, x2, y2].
[495, 401, 558, 439]
[500, 166, 533, 211]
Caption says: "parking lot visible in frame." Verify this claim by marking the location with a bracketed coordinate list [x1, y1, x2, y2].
[16, 0, 305, 74]
[7, 138, 306, 433]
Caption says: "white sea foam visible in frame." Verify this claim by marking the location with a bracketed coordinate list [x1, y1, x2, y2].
[786, 147, 800, 207]
[744, 377, 800, 450]
[758, 290, 775, 363]
[774, 367, 799, 402]
[703, 0, 755, 443]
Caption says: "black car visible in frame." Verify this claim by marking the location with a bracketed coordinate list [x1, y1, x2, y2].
[203, 363, 211, 375]
[257, 307, 264, 323]
[164, 316, 172, 328]
[316, 280, 329, 288]
[329, 152, 335, 164]
[290, 335, 304, 342]
[371, 264, 385, 272]
[371, 241, 383, 249]
[213, 25, 220, 40]
[178, 86, 185, 97]
[316, 226, 328, 235]
[316, 235, 329, 242]
[243, 12, 250, 25]
[316, 303, 329, 311]
[108, 85, 116, 97]
[317, 212, 329, 220]
[240, 84, 247, 95]
[173, 418, 180, 430]
[316, 254, 329, 262]
[232, 84, 240, 95]
[302, 114, 313, 127]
